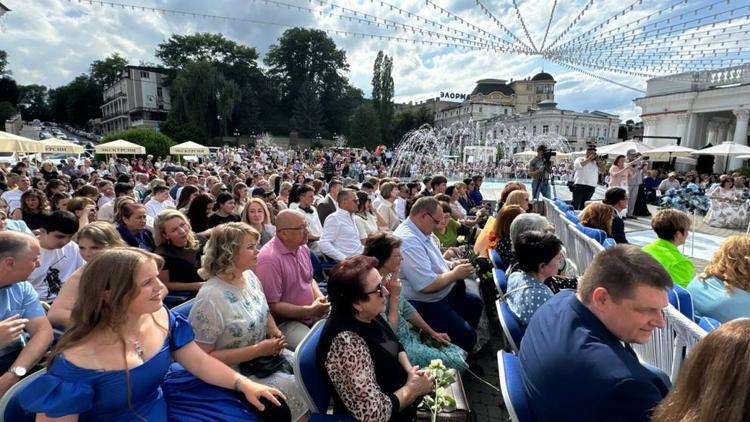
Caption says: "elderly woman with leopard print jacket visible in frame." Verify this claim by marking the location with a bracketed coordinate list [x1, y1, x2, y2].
[317, 256, 434, 422]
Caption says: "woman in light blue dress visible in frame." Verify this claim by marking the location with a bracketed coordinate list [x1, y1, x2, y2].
[363, 232, 468, 373]
[19, 247, 289, 421]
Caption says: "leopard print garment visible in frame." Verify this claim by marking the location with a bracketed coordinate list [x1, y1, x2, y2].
[325, 331, 393, 422]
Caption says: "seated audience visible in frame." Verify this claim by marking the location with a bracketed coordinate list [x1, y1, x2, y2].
[432, 201, 472, 248]
[579, 202, 614, 238]
[316, 178, 342, 225]
[256, 210, 328, 350]
[96, 182, 134, 223]
[487, 205, 525, 265]
[48, 221, 126, 328]
[116, 202, 156, 251]
[394, 196, 482, 353]
[186, 193, 214, 234]
[28, 211, 84, 305]
[642, 209, 694, 288]
[0, 232, 53, 395]
[353, 191, 380, 241]
[19, 189, 48, 230]
[145, 184, 175, 218]
[376, 182, 401, 231]
[504, 189, 530, 211]
[288, 184, 323, 253]
[240, 197, 276, 248]
[208, 192, 240, 229]
[154, 210, 204, 299]
[49, 191, 71, 212]
[66, 196, 97, 228]
[520, 245, 672, 421]
[602, 187, 629, 244]
[189, 223, 308, 420]
[0, 198, 31, 233]
[652, 319, 750, 422]
[319, 188, 364, 261]
[687, 235, 750, 322]
[505, 231, 562, 327]
[21, 247, 289, 421]
[364, 233, 468, 369]
[318, 255, 433, 421]
[176, 184, 200, 212]
[658, 172, 681, 193]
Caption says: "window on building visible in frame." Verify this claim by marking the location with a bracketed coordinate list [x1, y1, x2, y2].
[157, 87, 163, 97]
[140, 71, 150, 78]
[573, 126, 577, 136]
[604, 128, 608, 138]
[479, 106, 483, 113]
[542, 125, 549, 134]
[504, 109, 508, 115]
[588, 127, 593, 137]
[532, 126, 537, 135]
[565, 125, 569, 135]
[596, 127, 600, 137]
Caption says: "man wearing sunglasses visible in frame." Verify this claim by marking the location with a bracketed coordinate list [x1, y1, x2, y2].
[393, 197, 482, 353]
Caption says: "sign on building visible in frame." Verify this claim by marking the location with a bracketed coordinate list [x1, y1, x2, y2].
[440, 92, 470, 100]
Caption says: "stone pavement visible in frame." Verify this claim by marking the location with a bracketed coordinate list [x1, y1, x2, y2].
[463, 331, 508, 421]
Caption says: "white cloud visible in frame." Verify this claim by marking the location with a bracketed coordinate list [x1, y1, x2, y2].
[0, 0, 738, 123]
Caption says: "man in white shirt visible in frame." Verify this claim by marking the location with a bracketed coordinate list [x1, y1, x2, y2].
[145, 185, 174, 218]
[97, 180, 115, 208]
[572, 146, 601, 210]
[1, 174, 30, 215]
[97, 183, 134, 223]
[658, 172, 681, 193]
[318, 189, 363, 261]
[27, 211, 84, 305]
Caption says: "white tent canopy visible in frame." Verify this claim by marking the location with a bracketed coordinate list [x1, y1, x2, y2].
[646, 145, 697, 162]
[43, 138, 84, 154]
[95, 139, 146, 155]
[170, 141, 209, 156]
[691, 141, 750, 157]
[596, 141, 653, 156]
[0, 131, 44, 153]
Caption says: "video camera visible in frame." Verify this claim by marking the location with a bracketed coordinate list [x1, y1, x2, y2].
[542, 150, 557, 161]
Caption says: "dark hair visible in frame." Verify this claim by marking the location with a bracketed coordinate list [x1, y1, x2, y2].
[515, 231, 563, 273]
[151, 185, 169, 195]
[50, 192, 72, 211]
[361, 181, 374, 191]
[115, 182, 133, 197]
[651, 209, 692, 241]
[327, 255, 379, 316]
[578, 244, 672, 304]
[337, 188, 354, 204]
[176, 185, 199, 210]
[41, 210, 79, 235]
[74, 185, 98, 198]
[434, 194, 450, 203]
[445, 185, 456, 197]
[430, 175, 447, 190]
[355, 191, 371, 214]
[603, 187, 627, 205]
[289, 183, 313, 204]
[363, 232, 402, 268]
[215, 192, 234, 208]
[186, 193, 214, 233]
[116, 174, 131, 183]
[45, 179, 66, 199]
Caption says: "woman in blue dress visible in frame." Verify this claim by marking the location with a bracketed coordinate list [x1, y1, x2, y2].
[20, 247, 290, 422]
[363, 232, 468, 373]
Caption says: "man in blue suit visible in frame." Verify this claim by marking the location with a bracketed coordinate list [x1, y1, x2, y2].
[519, 245, 672, 422]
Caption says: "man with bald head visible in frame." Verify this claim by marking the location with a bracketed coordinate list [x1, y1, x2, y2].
[0, 232, 53, 395]
[255, 210, 329, 349]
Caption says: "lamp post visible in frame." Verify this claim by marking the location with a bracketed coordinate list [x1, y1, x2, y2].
[233, 128, 240, 147]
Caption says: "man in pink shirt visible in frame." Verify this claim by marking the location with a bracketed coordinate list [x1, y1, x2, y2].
[256, 209, 330, 349]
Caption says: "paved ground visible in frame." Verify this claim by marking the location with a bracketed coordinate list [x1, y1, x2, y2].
[463, 326, 509, 421]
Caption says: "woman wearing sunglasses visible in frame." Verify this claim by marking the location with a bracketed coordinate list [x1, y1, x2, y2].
[317, 255, 433, 422]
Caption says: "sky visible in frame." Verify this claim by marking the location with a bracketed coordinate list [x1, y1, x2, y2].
[0, 0, 742, 122]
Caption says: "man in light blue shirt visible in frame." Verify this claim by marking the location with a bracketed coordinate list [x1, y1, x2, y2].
[0, 231, 53, 396]
[394, 197, 482, 352]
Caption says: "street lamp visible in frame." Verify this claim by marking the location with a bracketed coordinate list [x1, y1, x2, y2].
[233, 128, 240, 146]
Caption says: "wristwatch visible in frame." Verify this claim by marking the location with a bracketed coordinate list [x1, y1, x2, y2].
[8, 366, 27, 377]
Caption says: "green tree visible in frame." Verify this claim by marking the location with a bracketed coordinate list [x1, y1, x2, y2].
[349, 103, 381, 149]
[156, 33, 260, 70]
[370, 51, 394, 145]
[101, 128, 175, 158]
[48, 75, 101, 126]
[0, 101, 16, 123]
[159, 118, 208, 144]
[0, 50, 8, 76]
[169, 61, 240, 138]
[89, 53, 128, 88]
[290, 81, 324, 138]
[0, 77, 18, 106]
[392, 106, 434, 144]
[17, 84, 50, 121]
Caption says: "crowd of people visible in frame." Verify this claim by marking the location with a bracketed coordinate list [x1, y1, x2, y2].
[0, 142, 748, 421]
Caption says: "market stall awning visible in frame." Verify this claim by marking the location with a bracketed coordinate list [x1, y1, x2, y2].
[95, 139, 146, 155]
[170, 141, 209, 155]
[43, 138, 84, 154]
[0, 131, 45, 153]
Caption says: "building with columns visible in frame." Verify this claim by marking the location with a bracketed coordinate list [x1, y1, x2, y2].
[634, 64, 750, 172]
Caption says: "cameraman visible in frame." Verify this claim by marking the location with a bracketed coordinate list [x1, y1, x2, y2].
[572, 146, 601, 210]
[625, 149, 649, 218]
[528, 145, 552, 200]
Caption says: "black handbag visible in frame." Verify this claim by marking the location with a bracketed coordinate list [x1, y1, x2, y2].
[239, 355, 293, 379]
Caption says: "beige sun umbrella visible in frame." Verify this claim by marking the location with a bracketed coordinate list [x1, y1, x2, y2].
[95, 139, 146, 155]
[0, 131, 45, 153]
[170, 141, 209, 156]
[43, 137, 84, 154]
[596, 141, 653, 156]
[645, 145, 697, 162]
[513, 150, 538, 160]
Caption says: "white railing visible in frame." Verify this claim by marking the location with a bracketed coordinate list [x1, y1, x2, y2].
[632, 305, 707, 382]
[543, 198, 604, 274]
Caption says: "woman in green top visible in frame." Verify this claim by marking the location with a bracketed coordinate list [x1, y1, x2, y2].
[433, 201, 473, 247]
[364, 232, 468, 372]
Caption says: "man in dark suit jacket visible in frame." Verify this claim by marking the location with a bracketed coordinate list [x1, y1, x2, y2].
[603, 187, 629, 244]
[316, 179, 343, 225]
[519, 245, 672, 422]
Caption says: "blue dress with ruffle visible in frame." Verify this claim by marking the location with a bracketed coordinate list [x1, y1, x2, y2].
[19, 310, 261, 421]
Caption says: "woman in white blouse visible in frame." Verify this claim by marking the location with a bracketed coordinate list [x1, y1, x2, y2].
[375, 181, 400, 231]
[354, 191, 380, 243]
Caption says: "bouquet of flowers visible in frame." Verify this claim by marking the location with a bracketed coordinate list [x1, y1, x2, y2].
[419, 359, 457, 422]
[660, 183, 710, 215]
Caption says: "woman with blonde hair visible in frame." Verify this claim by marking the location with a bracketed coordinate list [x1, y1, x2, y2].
[233, 182, 249, 214]
[240, 197, 276, 248]
[651, 319, 750, 422]
[579, 202, 614, 237]
[154, 209, 204, 299]
[21, 247, 289, 420]
[504, 190, 530, 211]
[189, 223, 308, 421]
[48, 221, 127, 328]
[687, 235, 750, 322]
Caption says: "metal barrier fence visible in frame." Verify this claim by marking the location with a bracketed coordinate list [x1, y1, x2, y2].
[541, 197, 707, 382]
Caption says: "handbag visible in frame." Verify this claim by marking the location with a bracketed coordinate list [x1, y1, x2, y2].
[239, 354, 293, 379]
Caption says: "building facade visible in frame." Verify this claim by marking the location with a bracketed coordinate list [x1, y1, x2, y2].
[480, 101, 621, 152]
[100, 66, 171, 135]
[634, 64, 750, 171]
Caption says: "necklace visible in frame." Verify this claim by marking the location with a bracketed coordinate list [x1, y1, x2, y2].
[129, 338, 145, 361]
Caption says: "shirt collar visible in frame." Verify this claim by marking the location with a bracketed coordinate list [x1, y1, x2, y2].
[405, 218, 431, 243]
[654, 238, 680, 253]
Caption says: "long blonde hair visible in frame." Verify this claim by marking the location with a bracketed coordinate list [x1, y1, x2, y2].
[74, 221, 126, 248]
[700, 235, 750, 291]
[153, 209, 197, 249]
[240, 197, 271, 226]
[198, 222, 259, 280]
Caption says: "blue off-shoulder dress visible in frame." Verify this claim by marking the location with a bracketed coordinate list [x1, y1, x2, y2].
[20, 310, 262, 421]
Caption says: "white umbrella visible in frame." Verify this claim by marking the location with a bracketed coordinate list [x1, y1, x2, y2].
[95, 139, 146, 155]
[646, 145, 697, 162]
[596, 141, 653, 156]
[692, 142, 750, 172]
[42, 138, 84, 154]
[0, 131, 45, 153]
[513, 150, 537, 159]
[169, 141, 209, 156]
